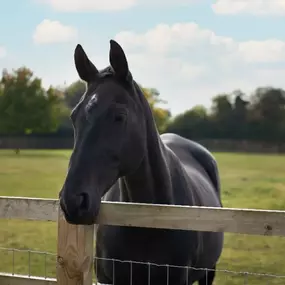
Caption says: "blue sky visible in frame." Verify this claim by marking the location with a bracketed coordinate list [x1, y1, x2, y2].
[1, 0, 285, 115]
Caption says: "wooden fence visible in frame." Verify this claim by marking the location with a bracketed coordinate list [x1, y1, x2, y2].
[1, 196, 285, 285]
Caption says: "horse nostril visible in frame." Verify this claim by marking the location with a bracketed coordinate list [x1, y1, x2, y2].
[78, 192, 90, 211]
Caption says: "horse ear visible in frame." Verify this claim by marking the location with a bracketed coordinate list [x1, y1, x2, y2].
[109, 40, 129, 79]
[74, 44, 98, 83]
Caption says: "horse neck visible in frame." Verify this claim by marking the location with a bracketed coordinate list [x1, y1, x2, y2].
[120, 92, 173, 204]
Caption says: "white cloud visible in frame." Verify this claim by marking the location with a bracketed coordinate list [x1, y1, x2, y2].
[40, 0, 136, 11]
[238, 40, 285, 63]
[33, 19, 78, 44]
[115, 23, 236, 58]
[212, 0, 285, 15]
[39, 0, 198, 11]
[25, 21, 285, 115]
[0, 46, 6, 58]
[113, 22, 285, 114]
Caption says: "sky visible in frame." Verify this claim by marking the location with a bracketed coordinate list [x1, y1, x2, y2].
[1, 0, 285, 115]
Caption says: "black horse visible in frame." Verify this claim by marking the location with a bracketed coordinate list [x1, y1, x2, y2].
[59, 40, 224, 285]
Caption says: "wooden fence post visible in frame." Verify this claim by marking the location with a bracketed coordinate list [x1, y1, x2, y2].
[56, 207, 94, 285]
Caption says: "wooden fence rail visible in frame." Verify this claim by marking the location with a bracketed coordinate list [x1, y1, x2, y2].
[1, 196, 285, 285]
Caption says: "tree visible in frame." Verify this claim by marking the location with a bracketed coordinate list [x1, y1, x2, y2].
[140, 86, 171, 133]
[248, 87, 285, 141]
[165, 105, 212, 139]
[64, 80, 86, 109]
[0, 67, 68, 134]
[165, 86, 285, 143]
[231, 90, 249, 139]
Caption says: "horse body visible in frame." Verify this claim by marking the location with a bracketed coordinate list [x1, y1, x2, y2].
[59, 39, 224, 285]
[96, 133, 223, 285]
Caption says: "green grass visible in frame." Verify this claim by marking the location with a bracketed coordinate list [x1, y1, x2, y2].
[0, 150, 285, 284]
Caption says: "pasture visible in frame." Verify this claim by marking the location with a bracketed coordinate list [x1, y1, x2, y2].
[0, 150, 285, 284]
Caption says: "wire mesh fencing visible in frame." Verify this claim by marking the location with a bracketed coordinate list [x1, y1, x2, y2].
[0, 247, 57, 279]
[1, 247, 285, 284]
[93, 257, 285, 285]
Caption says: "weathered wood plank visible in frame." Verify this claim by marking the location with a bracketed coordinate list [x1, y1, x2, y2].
[0, 273, 56, 285]
[56, 207, 94, 285]
[1, 196, 285, 236]
[0, 196, 58, 221]
[97, 201, 285, 236]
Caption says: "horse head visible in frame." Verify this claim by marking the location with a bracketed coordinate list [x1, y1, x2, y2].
[59, 40, 147, 225]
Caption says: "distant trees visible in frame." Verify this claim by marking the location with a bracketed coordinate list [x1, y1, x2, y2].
[166, 87, 285, 142]
[140, 87, 171, 133]
[0, 65, 285, 143]
[0, 67, 68, 135]
[64, 80, 85, 109]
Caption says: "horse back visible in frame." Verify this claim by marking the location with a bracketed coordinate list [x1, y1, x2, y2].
[161, 133, 222, 206]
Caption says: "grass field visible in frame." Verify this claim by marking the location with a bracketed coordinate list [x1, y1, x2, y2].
[1, 150, 285, 284]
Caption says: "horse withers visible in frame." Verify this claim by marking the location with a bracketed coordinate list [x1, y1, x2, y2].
[59, 39, 224, 285]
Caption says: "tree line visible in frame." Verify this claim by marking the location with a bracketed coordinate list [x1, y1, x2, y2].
[0, 66, 285, 143]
